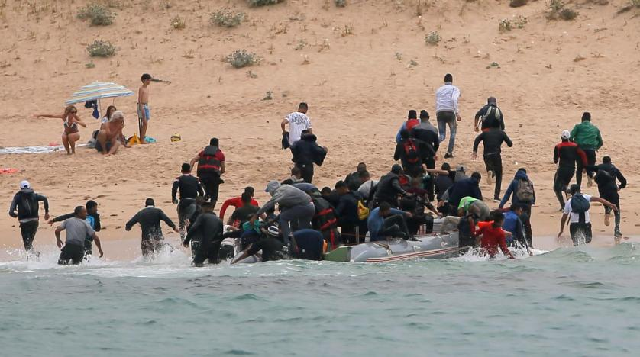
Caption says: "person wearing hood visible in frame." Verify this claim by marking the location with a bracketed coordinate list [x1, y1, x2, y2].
[252, 181, 315, 246]
[373, 164, 409, 207]
[9, 180, 50, 253]
[474, 97, 505, 132]
[570, 112, 603, 188]
[447, 172, 483, 208]
[473, 126, 513, 201]
[395, 110, 420, 143]
[554, 130, 588, 210]
[190, 137, 226, 208]
[290, 131, 328, 184]
[499, 168, 535, 246]
[589, 156, 627, 239]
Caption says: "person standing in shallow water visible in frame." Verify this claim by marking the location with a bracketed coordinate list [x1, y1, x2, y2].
[9, 180, 50, 255]
[125, 198, 179, 257]
[558, 185, 617, 246]
[435, 73, 462, 159]
[55, 206, 103, 265]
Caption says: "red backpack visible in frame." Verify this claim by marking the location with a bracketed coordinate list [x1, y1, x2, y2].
[406, 119, 419, 132]
[403, 140, 419, 164]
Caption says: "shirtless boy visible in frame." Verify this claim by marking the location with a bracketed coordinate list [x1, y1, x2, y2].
[96, 111, 125, 156]
[138, 73, 152, 142]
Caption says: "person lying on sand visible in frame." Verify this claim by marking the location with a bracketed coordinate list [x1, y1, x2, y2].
[96, 111, 125, 156]
[35, 105, 87, 155]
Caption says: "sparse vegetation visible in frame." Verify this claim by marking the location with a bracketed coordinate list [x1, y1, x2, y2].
[170, 15, 186, 29]
[499, 16, 528, 32]
[509, 0, 528, 8]
[335, 0, 346, 7]
[87, 40, 116, 57]
[77, 4, 115, 26]
[546, 0, 579, 20]
[85, 62, 95, 69]
[210, 10, 245, 28]
[226, 50, 258, 69]
[425, 31, 441, 46]
[633, 0, 640, 7]
[247, 0, 284, 7]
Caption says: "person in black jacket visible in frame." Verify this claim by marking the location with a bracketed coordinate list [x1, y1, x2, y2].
[373, 164, 408, 208]
[344, 162, 368, 191]
[590, 156, 627, 238]
[183, 201, 224, 266]
[334, 181, 366, 244]
[125, 198, 179, 257]
[172, 163, 204, 239]
[447, 172, 483, 208]
[291, 132, 328, 183]
[473, 128, 513, 201]
[8, 180, 50, 253]
[48, 200, 101, 256]
[413, 110, 439, 169]
[474, 97, 505, 132]
[553, 130, 588, 210]
[394, 129, 426, 178]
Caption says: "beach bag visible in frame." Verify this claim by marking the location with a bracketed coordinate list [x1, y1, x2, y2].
[403, 140, 419, 164]
[515, 179, 534, 202]
[357, 200, 370, 220]
[571, 194, 590, 224]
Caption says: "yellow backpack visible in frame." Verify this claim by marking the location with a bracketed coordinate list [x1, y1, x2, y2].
[357, 200, 370, 221]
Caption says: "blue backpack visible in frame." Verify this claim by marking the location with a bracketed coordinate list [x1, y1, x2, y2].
[571, 194, 590, 223]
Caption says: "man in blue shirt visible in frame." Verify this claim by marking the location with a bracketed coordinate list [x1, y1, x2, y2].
[367, 202, 412, 242]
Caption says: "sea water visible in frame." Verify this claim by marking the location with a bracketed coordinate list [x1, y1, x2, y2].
[1, 244, 640, 357]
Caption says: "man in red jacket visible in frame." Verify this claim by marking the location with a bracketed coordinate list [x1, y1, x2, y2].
[219, 187, 259, 221]
[475, 210, 515, 259]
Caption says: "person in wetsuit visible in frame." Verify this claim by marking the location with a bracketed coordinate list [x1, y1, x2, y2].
[183, 201, 224, 266]
[125, 198, 179, 257]
[473, 127, 513, 201]
[172, 163, 204, 239]
[190, 137, 226, 208]
[590, 156, 627, 239]
[9, 180, 50, 255]
[231, 223, 286, 264]
[553, 130, 588, 210]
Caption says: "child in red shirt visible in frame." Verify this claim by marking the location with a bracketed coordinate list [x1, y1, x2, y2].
[475, 211, 515, 259]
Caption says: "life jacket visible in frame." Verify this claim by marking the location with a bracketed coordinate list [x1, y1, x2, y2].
[406, 118, 419, 132]
[197, 146, 221, 176]
[312, 197, 338, 248]
[403, 139, 420, 164]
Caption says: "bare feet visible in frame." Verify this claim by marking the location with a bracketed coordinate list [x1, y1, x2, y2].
[604, 213, 610, 227]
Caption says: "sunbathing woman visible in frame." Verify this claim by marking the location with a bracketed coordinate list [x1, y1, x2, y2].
[35, 105, 87, 154]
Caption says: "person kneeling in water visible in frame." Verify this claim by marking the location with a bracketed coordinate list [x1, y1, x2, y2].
[183, 201, 224, 266]
[475, 210, 515, 259]
[232, 223, 286, 264]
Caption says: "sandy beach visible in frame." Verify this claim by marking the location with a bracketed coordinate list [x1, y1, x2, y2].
[1, 0, 639, 256]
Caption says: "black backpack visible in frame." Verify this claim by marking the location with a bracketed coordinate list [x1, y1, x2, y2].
[17, 192, 38, 218]
[570, 194, 590, 224]
[594, 169, 614, 186]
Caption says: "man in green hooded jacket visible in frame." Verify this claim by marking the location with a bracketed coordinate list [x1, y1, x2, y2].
[570, 112, 603, 188]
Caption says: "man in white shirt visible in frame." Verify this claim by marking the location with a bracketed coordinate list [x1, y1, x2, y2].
[281, 102, 312, 147]
[435, 73, 462, 159]
[558, 184, 617, 245]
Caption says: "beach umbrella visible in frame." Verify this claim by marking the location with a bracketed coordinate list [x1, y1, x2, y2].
[65, 81, 134, 105]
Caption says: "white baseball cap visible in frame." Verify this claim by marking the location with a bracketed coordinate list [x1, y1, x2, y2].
[20, 180, 31, 189]
[561, 130, 571, 140]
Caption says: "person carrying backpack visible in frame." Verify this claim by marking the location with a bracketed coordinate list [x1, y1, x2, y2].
[558, 185, 617, 245]
[395, 110, 420, 144]
[499, 168, 535, 247]
[394, 129, 424, 178]
[8, 181, 50, 253]
[589, 156, 627, 239]
[474, 97, 505, 132]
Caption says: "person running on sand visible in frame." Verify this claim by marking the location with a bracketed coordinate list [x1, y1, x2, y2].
[190, 137, 226, 207]
[435, 73, 462, 159]
[138, 73, 152, 143]
[35, 105, 87, 154]
[473, 127, 513, 201]
[589, 156, 627, 240]
[553, 130, 588, 210]
[282, 102, 312, 147]
[96, 111, 125, 156]
[474, 97, 505, 132]
[571, 112, 603, 189]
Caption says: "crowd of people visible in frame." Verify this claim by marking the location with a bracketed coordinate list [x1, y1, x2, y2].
[9, 73, 628, 265]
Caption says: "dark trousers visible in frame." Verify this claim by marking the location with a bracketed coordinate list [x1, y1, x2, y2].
[554, 166, 575, 208]
[483, 153, 503, 199]
[177, 199, 197, 238]
[58, 244, 84, 265]
[381, 214, 410, 239]
[199, 175, 220, 206]
[141, 238, 163, 257]
[570, 223, 592, 245]
[601, 189, 621, 236]
[296, 163, 314, 184]
[339, 221, 367, 245]
[576, 149, 597, 187]
[407, 215, 434, 235]
[193, 239, 222, 266]
[20, 220, 39, 251]
[424, 157, 436, 202]
[520, 204, 533, 247]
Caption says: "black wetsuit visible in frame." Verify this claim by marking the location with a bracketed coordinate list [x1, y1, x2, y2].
[125, 206, 177, 256]
[553, 141, 587, 207]
[247, 237, 285, 262]
[8, 189, 49, 251]
[473, 128, 513, 200]
[374, 172, 407, 207]
[185, 212, 223, 265]
[172, 174, 203, 235]
[591, 163, 627, 235]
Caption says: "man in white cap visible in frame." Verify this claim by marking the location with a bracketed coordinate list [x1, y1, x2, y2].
[553, 130, 588, 210]
[8, 181, 50, 253]
[250, 181, 315, 246]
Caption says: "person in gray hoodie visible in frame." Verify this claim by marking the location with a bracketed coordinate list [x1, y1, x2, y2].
[251, 181, 315, 246]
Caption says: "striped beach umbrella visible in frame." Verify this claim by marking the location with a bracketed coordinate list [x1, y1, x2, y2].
[65, 81, 134, 105]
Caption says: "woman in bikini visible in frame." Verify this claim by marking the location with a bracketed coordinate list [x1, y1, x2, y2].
[35, 105, 87, 154]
